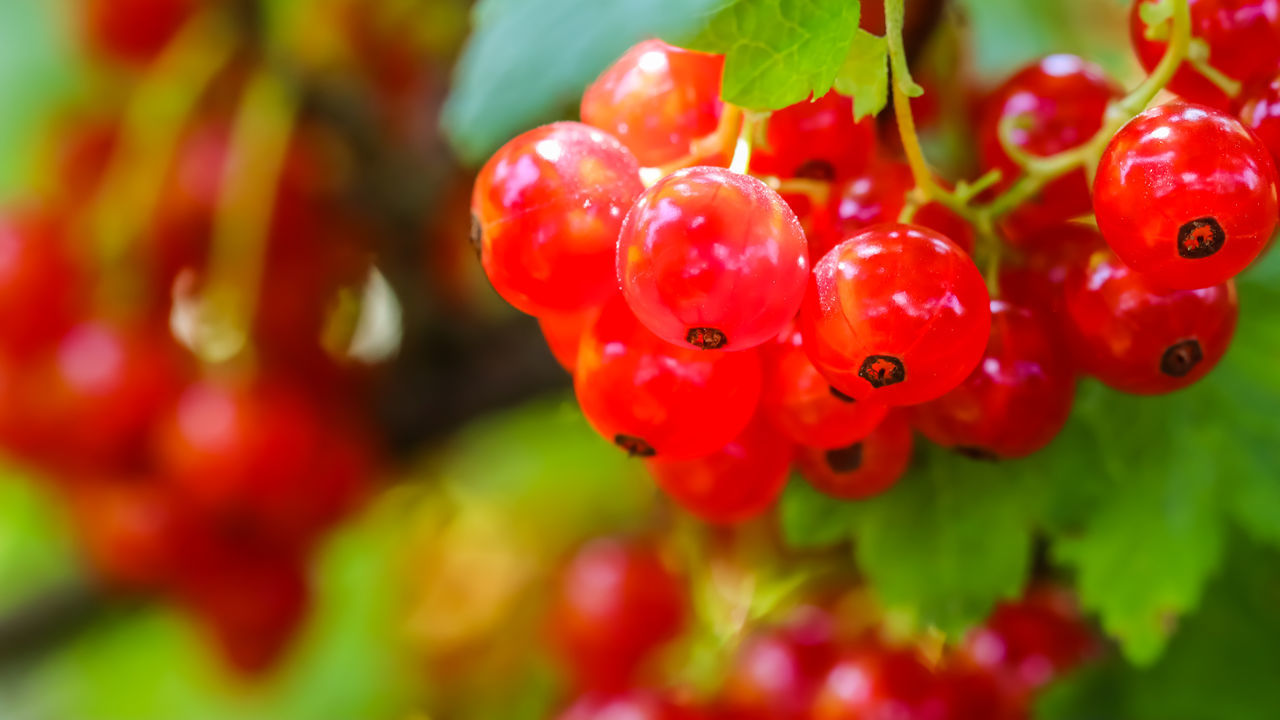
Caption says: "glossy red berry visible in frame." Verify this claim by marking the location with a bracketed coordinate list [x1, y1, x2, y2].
[65, 478, 190, 590]
[1064, 250, 1238, 394]
[810, 643, 937, 720]
[911, 300, 1076, 460]
[0, 209, 83, 358]
[800, 223, 990, 405]
[618, 166, 808, 351]
[1093, 103, 1278, 289]
[718, 608, 837, 720]
[549, 538, 687, 690]
[538, 306, 600, 373]
[998, 223, 1108, 322]
[575, 296, 762, 459]
[1234, 71, 1280, 167]
[796, 412, 913, 500]
[762, 323, 889, 449]
[646, 413, 793, 524]
[750, 92, 876, 181]
[963, 587, 1095, 693]
[1131, 0, 1280, 110]
[558, 690, 704, 720]
[581, 39, 725, 167]
[82, 0, 199, 65]
[472, 122, 644, 315]
[977, 55, 1121, 240]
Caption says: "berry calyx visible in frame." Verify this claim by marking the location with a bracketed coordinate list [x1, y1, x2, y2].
[796, 411, 913, 500]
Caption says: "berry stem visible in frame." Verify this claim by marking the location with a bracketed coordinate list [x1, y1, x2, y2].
[884, 0, 933, 202]
[729, 109, 766, 174]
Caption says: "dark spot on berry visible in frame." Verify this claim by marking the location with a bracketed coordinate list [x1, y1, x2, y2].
[794, 159, 836, 182]
[825, 442, 864, 473]
[1177, 217, 1225, 259]
[955, 446, 999, 462]
[829, 385, 856, 403]
[858, 355, 906, 388]
[469, 213, 483, 258]
[614, 434, 656, 457]
[686, 327, 727, 350]
[1160, 339, 1203, 377]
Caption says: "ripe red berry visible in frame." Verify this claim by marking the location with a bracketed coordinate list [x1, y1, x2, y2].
[911, 300, 1076, 460]
[963, 587, 1095, 693]
[796, 412, 913, 500]
[618, 166, 808, 351]
[998, 223, 1108, 323]
[538, 306, 601, 373]
[81, 0, 200, 65]
[0, 209, 83, 359]
[810, 643, 937, 720]
[750, 92, 876, 181]
[575, 296, 762, 459]
[976, 54, 1121, 240]
[1130, 0, 1280, 110]
[646, 413, 793, 524]
[1064, 250, 1238, 394]
[800, 223, 990, 405]
[472, 122, 643, 315]
[761, 323, 889, 449]
[1235, 71, 1280, 168]
[1093, 103, 1278, 289]
[549, 538, 686, 690]
[558, 690, 704, 720]
[65, 478, 190, 590]
[581, 39, 725, 167]
[718, 608, 837, 720]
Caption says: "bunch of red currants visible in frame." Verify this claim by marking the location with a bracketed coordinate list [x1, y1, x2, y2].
[471, 0, 1280, 525]
[547, 537, 1095, 720]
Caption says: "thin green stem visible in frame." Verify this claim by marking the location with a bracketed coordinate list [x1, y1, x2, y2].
[884, 0, 933, 201]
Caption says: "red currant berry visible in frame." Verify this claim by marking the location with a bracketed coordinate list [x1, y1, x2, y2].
[718, 608, 837, 720]
[1235, 71, 1280, 167]
[998, 223, 1108, 322]
[799, 223, 990, 405]
[750, 92, 876, 181]
[0, 209, 84, 358]
[558, 690, 704, 720]
[762, 322, 889, 449]
[66, 478, 190, 590]
[963, 587, 1095, 693]
[646, 413, 793, 524]
[538, 305, 601, 373]
[575, 296, 762, 458]
[810, 643, 937, 720]
[977, 55, 1121, 240]
[1131, 0, 1280, 110]
[1064, 250, 1238, 394]
[1094, 103, 1278, 289]
[618, 166, 808, 351]
[796, 411, 913, 500]
[549, 537, 686, 690]
[911, 300, 1076, 460]
[581, 39, 725, 167]
[927, 665, 1026, 720]
[82, 0, 200, 65]
[472, 122, 643, 315]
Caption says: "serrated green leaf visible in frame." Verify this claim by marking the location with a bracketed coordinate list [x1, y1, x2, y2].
[778, 476, 859, 549]
[834, 30, 889, 120]
[442, 0, 721, 165]
[681, 0, 862, 110]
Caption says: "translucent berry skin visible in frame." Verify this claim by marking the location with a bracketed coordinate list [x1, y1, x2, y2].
[799, 224, 991, 405]
[977, 54, 1121, 240]
[796, 412, 913, 500]
[1235, 72, 1280, 168]
[1064, 250, 1238, 394]
[999, 223, 1108, 322]
[646, 414, 793, 524]
[575, 296, 762, 459]
[810, 644, 936, 720]
[0, 210, 83, 359]
[761, 323, 889, 449]
[538, 305, 601, 373]
[618, 167, 808, 351]
[549, 538, 686, 691]
[1093, 103, 1278, 290]
[750, 92, 876, 181]
[581, 39, 725, 167]
[911, 301, 1076, 460]
[472, 122, 644, 315]
[1131, 0, 1280, 110]
[718, 608, 837, 720]
[963, 587, 1096, 694]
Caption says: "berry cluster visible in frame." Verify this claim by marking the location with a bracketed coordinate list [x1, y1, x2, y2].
[0, 0, 442, 673]
[472, 0, 1280, 524]
[547, 537, 1095, 720]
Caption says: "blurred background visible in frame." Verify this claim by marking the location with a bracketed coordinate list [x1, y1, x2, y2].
[1, 1, 1276, 719]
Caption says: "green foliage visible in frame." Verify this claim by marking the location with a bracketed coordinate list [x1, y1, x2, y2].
[834, 30, 889, 120]
[0, 471, 78, 614]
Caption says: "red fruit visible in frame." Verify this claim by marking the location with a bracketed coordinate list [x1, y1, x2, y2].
[538, 306, 600, 373]
[1238, 71, 1280, 168]
[928, 665, 1027, 720]
[581, 39, 725, 167]
[977, 55, 1121, 239]
[1093, 102, 1278, 289]
[762, 323, 889, 449]
[911, 300, 1076, 460]
[719, 608, 838, 720]
[1064, 250, 1238, 394]
[575, 296, 762, 459]
[796, 412, 913, 500]
[1131, 0, 1280, 110]
[646, 414, 792, 524]
[65, 478, 190, 589]
[963, 588, 1095, 693]
[750, 92, 876, 181]
[472, 122, 644, 315]
[558, 690, 704, 720]
[82, 0, 199, 65]
[800, 223, 990, 405]
[810, 643, 937, 720]
[549, 538, 686, 690]
[0, 209, 83, 358]
[618, 166, 808, 351]
[998, 223, 1108, 324]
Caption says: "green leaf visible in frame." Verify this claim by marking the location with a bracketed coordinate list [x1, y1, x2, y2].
[443, 0, 721, 165]
[778, 476, 858, 549]
[682, 0, 862, 110]
[833, 30, 889, 120]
